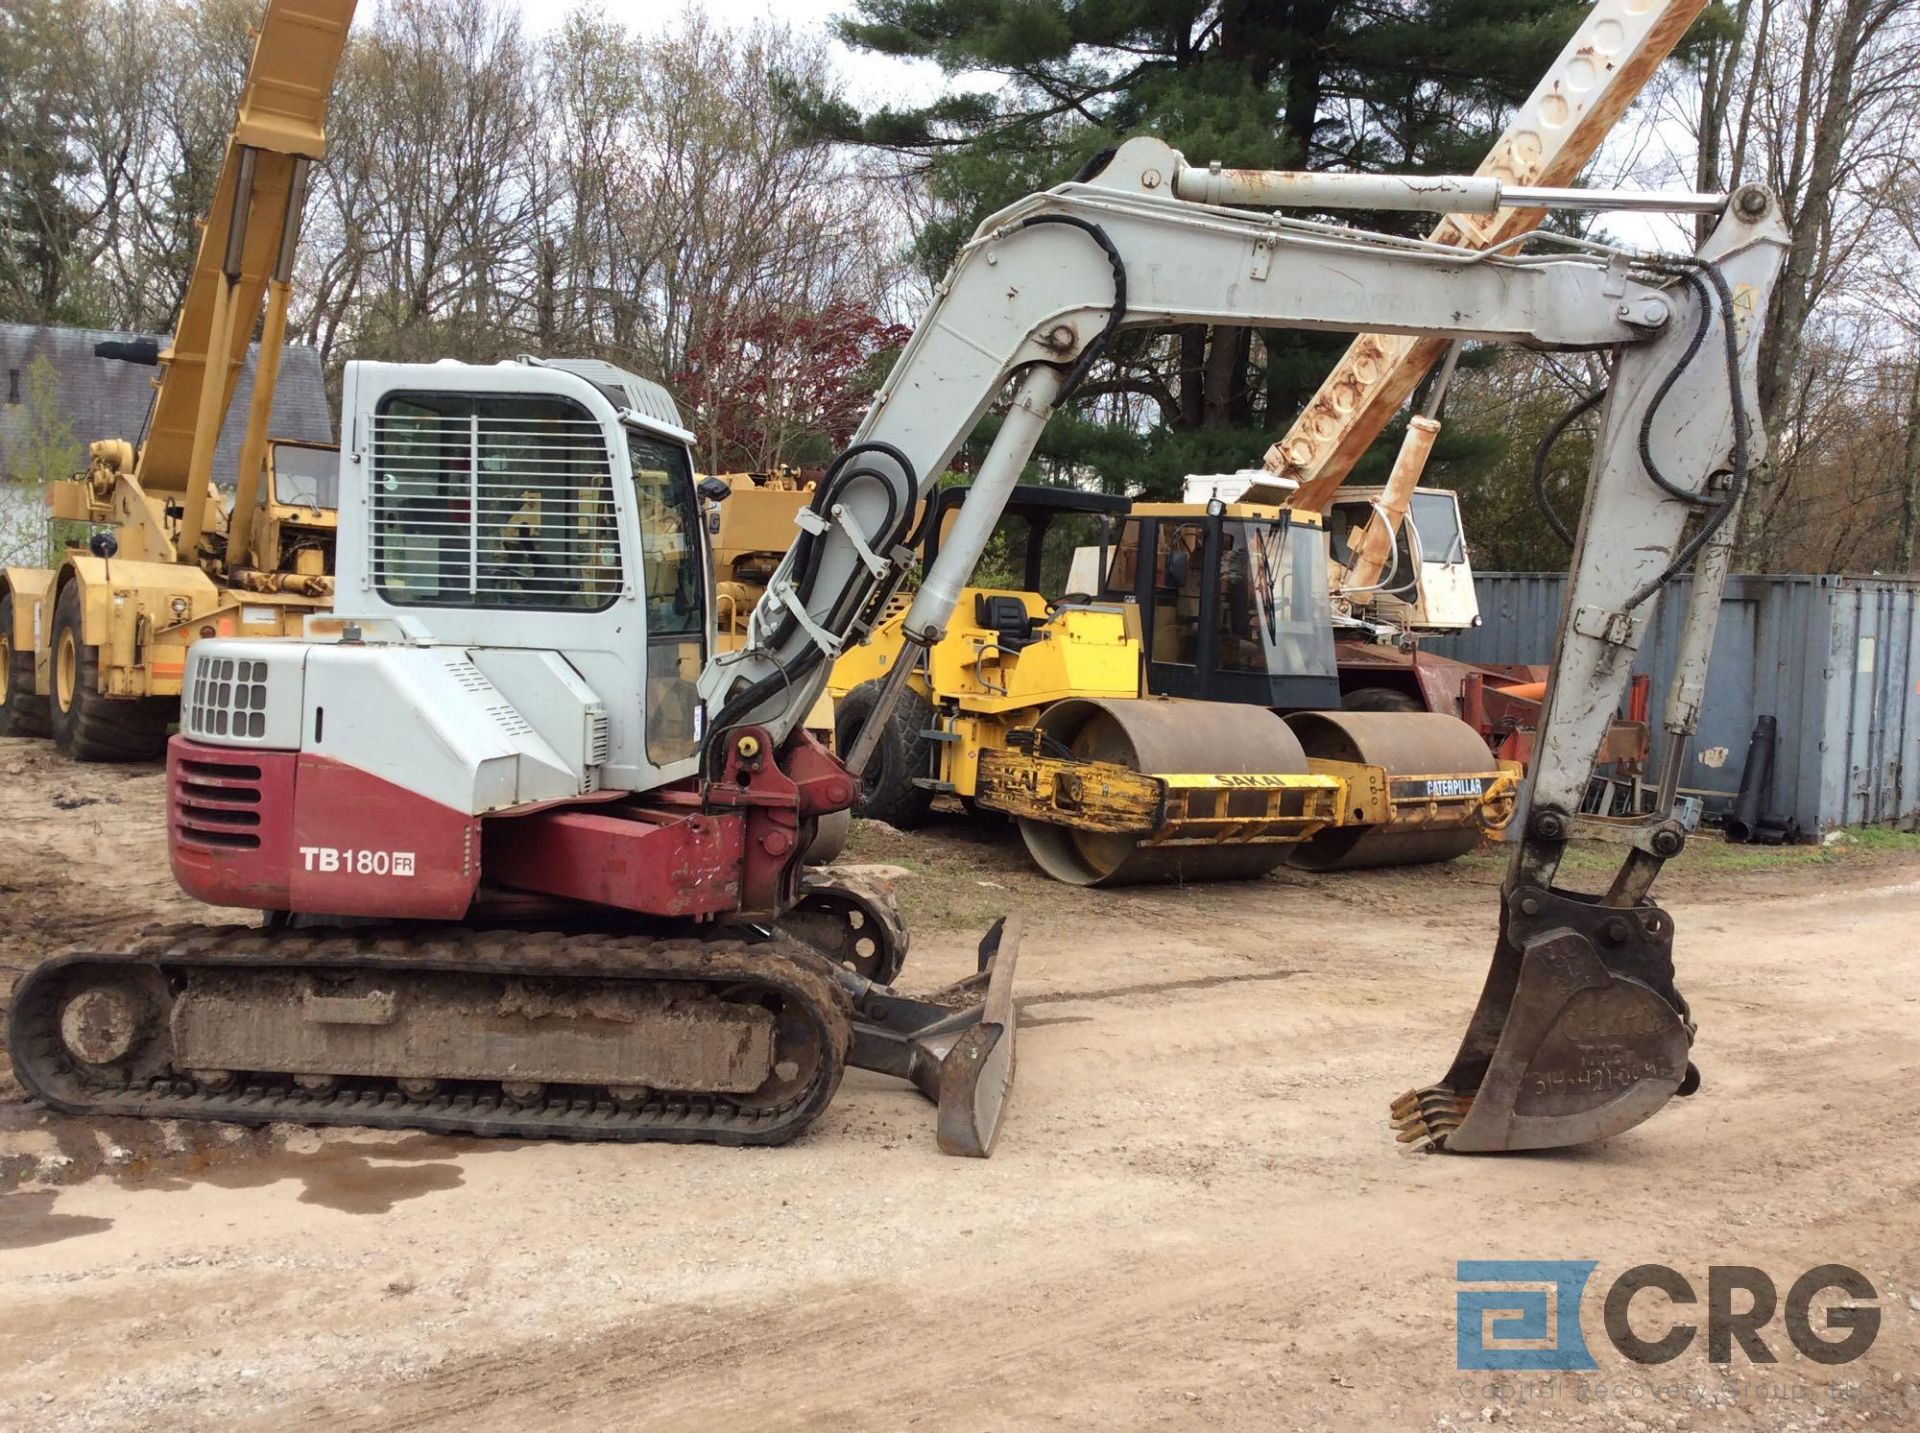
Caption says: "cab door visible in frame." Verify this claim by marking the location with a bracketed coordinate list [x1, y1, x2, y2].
[1406, 491, 1479, 633]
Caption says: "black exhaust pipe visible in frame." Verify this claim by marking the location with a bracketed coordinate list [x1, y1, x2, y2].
[1725, 714, 1776, 844]
[94, 338, 161, 366]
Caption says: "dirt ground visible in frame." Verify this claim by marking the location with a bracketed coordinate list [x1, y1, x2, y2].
[2, 732, 1918, 1431]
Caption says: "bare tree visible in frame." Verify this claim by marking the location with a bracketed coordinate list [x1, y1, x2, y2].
[1671, 0, 1920, 564]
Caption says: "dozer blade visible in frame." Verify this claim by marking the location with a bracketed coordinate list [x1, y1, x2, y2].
[1392, 885, 1695, 1153]
[837, 917, 1020, 1157]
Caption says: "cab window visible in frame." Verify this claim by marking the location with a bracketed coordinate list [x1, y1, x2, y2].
[1150, 521, 1206, 665]
[1215, 518, 1337, 679]
[370, 392, 619, 611]
[629, 426, 707, 764]
[1410, 491, 1466, 565]
[1035, 510, 1108, 601]
[269, 443, 339, 509]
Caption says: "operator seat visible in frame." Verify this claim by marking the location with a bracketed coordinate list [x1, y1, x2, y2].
[975, 593, 1042, 652]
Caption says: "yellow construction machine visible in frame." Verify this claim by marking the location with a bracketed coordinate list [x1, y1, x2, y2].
[704, 467, 819, 653]
[829, 485, 1517, 884]
[0, 0, 354, 758]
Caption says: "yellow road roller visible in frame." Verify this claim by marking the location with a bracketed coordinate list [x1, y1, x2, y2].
[828, 486, 1517, 885]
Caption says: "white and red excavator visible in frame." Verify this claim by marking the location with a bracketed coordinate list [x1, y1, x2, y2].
[11, 126, 1786, 1158]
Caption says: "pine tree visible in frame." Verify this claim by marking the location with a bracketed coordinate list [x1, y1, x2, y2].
[811, 0, 1592, 492]
[0, 0, 90, 324]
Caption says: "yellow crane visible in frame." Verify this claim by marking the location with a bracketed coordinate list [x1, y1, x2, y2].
[0, 0, 356, 758]
[1268, 0, 1708, 573]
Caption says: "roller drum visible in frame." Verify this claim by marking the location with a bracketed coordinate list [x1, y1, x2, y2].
[1018, 698, 1310, 886]
[1286, 710, 1496, 871]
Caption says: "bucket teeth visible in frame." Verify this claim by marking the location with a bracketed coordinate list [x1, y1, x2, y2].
[1390, 1084, 1469, 1150]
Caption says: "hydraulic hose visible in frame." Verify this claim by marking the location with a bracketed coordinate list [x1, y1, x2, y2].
[1015, 214, 1127, 402]
[703, 440, 920, 775]
[703, 213, 1127, 777]
[1528, 261, 1749, 612]
[1531, 386, 1607, 550]
[1624, 262, 1748, 610]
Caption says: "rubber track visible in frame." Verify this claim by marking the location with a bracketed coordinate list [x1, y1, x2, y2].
[9, 924, 853, 1146]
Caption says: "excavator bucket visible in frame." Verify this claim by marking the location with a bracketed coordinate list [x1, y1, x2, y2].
[838, 917, 1021, 1157]
[1391, 884, 1695, 1153]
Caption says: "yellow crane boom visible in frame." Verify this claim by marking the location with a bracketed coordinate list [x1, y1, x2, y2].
[139, 0, 355, 563]
[0, 0, 359, 762]
[1270, 0, 1707, 514]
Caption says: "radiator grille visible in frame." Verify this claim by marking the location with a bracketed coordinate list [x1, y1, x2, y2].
[173, 755, 264, 850]
[189, 657, 271, 740]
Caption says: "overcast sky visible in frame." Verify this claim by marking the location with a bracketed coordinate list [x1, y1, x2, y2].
[492, 0, 964, 108]
[485, 0, 1691, 250]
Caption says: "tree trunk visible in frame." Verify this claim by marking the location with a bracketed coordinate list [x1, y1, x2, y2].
[1201, 329, 1240, 426]
[1226, 327, 1256, 426]
[1176, 325, 1206, 429]
[1742, 0, 1885, 562]
[1899, 358, 1920, 572]
[1694, 0, 1757, 245]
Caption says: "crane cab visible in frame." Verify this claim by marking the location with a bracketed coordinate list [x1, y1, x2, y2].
[1325, 486, 1481, 635]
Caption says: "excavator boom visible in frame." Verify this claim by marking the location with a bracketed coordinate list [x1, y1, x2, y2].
[708, 135, 1786, 1155]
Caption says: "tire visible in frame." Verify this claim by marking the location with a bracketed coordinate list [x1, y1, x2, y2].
[0, 593, 50, 738]
[1341, 685, 1425, 715]
[803, 807, 852, 865]
[46, 581, 170, 762]
[834, 678, 935, 830]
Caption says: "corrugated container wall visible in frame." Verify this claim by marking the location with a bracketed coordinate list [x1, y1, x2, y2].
[1425, 574, 1920, 835]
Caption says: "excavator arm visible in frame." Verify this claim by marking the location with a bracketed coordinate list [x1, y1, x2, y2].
[708, 135, 1787, 1154]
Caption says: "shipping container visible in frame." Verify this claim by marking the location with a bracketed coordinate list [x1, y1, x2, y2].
[1427, 573, 1920, 835]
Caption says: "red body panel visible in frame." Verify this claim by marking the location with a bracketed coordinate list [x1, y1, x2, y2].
[167, 724, 854, 924]
[169, 737, 480, 920]
[289, 752, 480, 919]
[482, 807, 747, 916]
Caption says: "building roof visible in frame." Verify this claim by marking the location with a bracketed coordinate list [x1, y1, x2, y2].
[0, 322, 335, 488]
